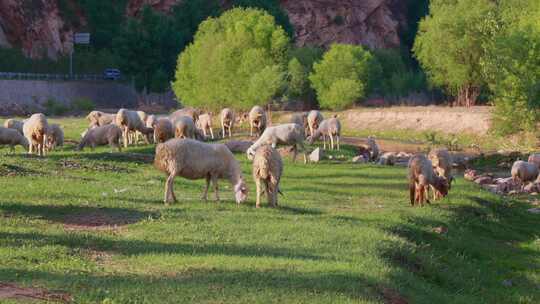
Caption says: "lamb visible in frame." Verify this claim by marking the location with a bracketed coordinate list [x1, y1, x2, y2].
[290, 112, 309, 135]
[116, 108, 153, 147]
[154, 118, 174, 143]
[154, 138, 248, 204]
[169, 107, 201, 124]
[408, 154, 449, 206]
[0, 127, 29, 152]
[252, 145, 283, 208]
[197, 113, 215, 139]
[307, 116, 341, 150]
[428, 148, 454, 191]
[307, 110, 323, 137]
[23, 113, 49, 156]
[511, 160, 539, 183]
[528, 153, 540, 169]
[366, 136, 379, 161]
[220, 108, 235, 138]
[249, 106, 267, 137]
[247, 123, 307, 163]
[77, 124, 123, 152]
[3, 119, 25, 135]
[86, 111, 115, 128]
[46, 124, 64, 151]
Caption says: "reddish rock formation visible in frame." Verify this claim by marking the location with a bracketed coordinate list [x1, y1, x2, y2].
[126, 0, 182, 16]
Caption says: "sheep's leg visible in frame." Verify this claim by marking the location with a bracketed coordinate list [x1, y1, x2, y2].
[229, 126, 232, 138]
[336, 135, 340, 151]
[222, 125, 226, 139]
[255, 178, 262, 208]
[209, 127, 214, 139]
[425, 186, 431, 205]
[292, 145, 298, 163]
[202, 175, 210, 202]
[123, 128, 129, 148]
[164, 173, 177, 204]
[330, 134, 335, 150]
[211, 176, 220, 202]
[409, 183, 415, 206]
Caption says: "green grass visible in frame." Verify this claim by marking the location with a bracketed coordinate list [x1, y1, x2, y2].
[0, 117, 539, 303]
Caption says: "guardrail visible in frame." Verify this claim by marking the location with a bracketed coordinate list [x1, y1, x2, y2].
[0, 72, 123, 81]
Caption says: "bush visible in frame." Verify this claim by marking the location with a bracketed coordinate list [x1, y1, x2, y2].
[72, 98, 96, 112]
[309, 44, 379, 110]
[44, 98, 70, 116]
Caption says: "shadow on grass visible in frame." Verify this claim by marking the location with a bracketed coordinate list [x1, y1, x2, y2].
[278, 205, 324, 215]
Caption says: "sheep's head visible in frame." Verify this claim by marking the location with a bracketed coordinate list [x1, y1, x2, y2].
[434, 177, 449, 197]
[234, 179, 248, 204]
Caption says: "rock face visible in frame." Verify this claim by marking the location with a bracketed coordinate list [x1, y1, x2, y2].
[126, 0, 182, 16]
[280, 0, 406, 49]
[0, 0, 79, 59]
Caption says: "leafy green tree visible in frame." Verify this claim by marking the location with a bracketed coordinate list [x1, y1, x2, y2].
[78, 0, 129, 50]
[173, 8, 289, 111]
[287, 58, 307, 98]
[413, 0, 496, 106]
[230, 0, 294, 38]
[309, 44, 379, 110]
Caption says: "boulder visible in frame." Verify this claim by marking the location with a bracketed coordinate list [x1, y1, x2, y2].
[309, 147, 324, 162]
[352, 155, 367, 163]
[474, 176, 493, 185]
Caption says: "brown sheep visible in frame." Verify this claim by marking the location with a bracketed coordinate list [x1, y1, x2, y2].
[408, 154, 449, 206]
[428, 148, 454, 198]
[154, 118, 174, 144]
[252, 145, 283, 208]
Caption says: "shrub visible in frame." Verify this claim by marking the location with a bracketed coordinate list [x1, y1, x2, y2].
[72, 98, 96, 112]
[321, 79, 363, 110]
[44, 98, 70, 116]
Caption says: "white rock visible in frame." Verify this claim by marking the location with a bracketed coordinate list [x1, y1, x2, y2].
[309, 148, 324, 162]
[352, 156, 367, 163]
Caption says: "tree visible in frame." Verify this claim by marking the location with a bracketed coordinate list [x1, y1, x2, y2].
[287, 58, 307, 98]
[309, 44, 379, 110]
[413, 0, 496, 106]
[230, 0, 294, 38]
[173, 8, 289, 111]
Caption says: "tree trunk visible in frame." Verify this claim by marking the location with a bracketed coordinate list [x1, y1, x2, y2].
[456, 85, 479, 107]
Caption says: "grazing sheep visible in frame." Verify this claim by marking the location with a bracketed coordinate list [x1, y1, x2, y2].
[116, 108, 153, 147]
[247, 123, 307, 163]
[154, 138, 248, 204]
[307, 110, 323, 137]
[252, 145, 283, 208]
[86, 111, 115, 128]
[428, 148, 454, 194]
[77, 124, 123, 152]
[154, 118, 174, 143]
[0, 127, 29, 152]
[169, 107, 201, 124]
[511, 160, 539, 183]
[221, 108, 235, 138]
[408, 154, 449, 206]
[174, 116, 197, 139]
[3, 119, 24, 135]
[290, 112, 309, 135]
[46, 124, 64, 151]
[528, 153, 540, 169]
[249, 106, 267, 137]
[136, 111, 149, 143]
[23, 113, 49, 156]
[224, 140, 253, 153]
[366, 136, 379, 161]
[197, 113, 214, 139]
[308, 116, 341, 150]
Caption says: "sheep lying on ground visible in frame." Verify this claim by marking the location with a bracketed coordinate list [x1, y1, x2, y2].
[252, 145, 283, 208]
[307, 110, 323, 137]
[221, 108, 235, 138]
[23, 113, 49, 156]
[77, 124, 123, 152]
[3, 119, 25, 135]
[290, 112, 308, 135]
[247, 123, 307, 163]
[511, 160, 539, 183]
[308, 116, 341, 150]
[528, 153, 540, 169]
[154, 138, 248, 204]
[116, 108, 153, 147]
[249, 106, 267, 137]
[408, 154, 449, 206]
[86, 111, 115, 128]
[154, 118, 174, 144]
[197, 113, 214, 139]
[46, 124, 64, 151]
[169, 107, 201, 124]
[428, 148, 454, 195]
[0, 126, 29, 152]
[366, 136, 379, 161]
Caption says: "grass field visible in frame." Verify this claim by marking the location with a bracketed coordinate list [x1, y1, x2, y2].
[0, 117, 539, 303]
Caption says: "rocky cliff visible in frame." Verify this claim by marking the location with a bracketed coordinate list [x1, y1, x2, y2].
[0, 0, 408, 59]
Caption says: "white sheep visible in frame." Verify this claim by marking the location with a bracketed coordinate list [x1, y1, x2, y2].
[154, 138, 248, 204]
[428, 148, 454, 191]
[86, 111, 115, 128]
[247, 123, 307, 163]
[169, 107, 201, 124]
[197, 113, 214, 139]
[116, 108, 153, 147]
[408, 154, 449, 206]
[366, 136, 379, 161]
[249, 106, 267, 137]
[0, 126, 29, 152]
[220, 108, 235, 138]
[528, 153, 540, 169]
[154, 118, 174, 144]
[3, 119, 25, 135]
[77, 124, 123, 152]
[46, 124, 64, 151]
[511, 160, 539, 183]
[307, 116, 341, 150]
[174, 116, 197, 139]
[252, 144, 283, 208]
[307, 110, 323, 137]
[136, 110, 149, 143]
[23, 113, 49, 156]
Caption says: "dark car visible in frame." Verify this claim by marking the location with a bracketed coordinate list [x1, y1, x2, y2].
[103, 68, 121, 80]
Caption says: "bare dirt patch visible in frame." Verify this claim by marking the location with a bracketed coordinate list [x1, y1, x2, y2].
[378, 286, 408, 304]
[0, 164, 45, 177]
[63, 210, 145, 231]
[58, 159, 132, 173]
[0, 282, 71, 302]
